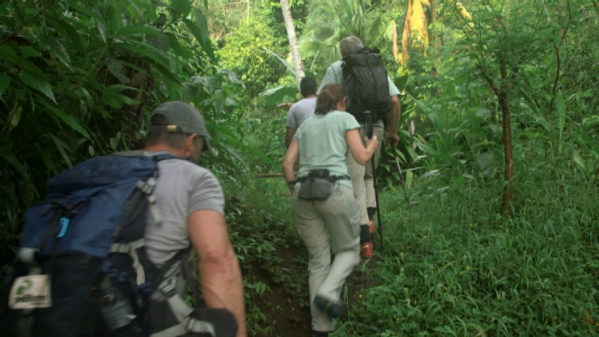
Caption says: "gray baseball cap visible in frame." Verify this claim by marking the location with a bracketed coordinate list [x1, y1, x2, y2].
[149, 101, 211, 145]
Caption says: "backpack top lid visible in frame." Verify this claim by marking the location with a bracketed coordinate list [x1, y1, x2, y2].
[19, 155, 161, 257]
[342, 47, 391, 122]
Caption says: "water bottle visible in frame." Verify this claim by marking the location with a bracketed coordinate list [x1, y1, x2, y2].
[99, 277, 144, 337]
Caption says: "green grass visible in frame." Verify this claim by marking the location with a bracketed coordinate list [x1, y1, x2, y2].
[334, 151, 599, 336]
[229, 119, 598, 336]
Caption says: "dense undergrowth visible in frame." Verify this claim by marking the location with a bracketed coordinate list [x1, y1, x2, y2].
[341, 156, 598, 336]
[225, 94, 599, 336]
[2, 1, 598, 336]
[229, 140, 598, 336]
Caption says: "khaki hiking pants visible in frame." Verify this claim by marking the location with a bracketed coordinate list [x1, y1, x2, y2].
[292, 183, 360, 332]
[346, 125, 385, 226]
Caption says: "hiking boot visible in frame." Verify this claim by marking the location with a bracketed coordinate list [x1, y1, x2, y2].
[361, 242, 374, 258]
[368, 219, 375, 233]
[313, 296, 343, 319]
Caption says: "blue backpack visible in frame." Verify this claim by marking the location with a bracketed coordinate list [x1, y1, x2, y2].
[3, 153, 237, 337]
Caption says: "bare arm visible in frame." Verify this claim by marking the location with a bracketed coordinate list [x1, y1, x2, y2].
[347, 129, 378, 165]
[188, 210, 247, 337]
[386, 94, 401, 148]
[282, 140, 299, 192]
[285, 127, 296, 148]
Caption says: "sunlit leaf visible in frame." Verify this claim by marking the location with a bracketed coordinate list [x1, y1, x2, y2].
[262, 86, 298, 107]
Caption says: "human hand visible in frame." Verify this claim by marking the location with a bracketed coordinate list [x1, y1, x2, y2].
[386, 132, 399, 148]
[367, 135, 379, 148]
[277, 102, 292, 111]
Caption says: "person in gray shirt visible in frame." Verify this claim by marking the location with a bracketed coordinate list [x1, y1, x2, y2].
[286, 77, 318, 148]
[317, 36, 402, 258]
[144, 101, 247, 337]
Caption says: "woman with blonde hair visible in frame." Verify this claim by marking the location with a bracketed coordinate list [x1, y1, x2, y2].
[282, 83, 378, 337]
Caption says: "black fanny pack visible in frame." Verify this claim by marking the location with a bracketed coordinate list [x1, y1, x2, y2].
[297, 169, 349, 201]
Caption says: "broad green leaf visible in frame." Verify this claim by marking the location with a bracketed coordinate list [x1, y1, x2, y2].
[114, 41, 168, 67]
[421, 169, 440, 179]
[102, 85, 139, 109]
[166, 32, 191, 57]
[405, 170, 413, 189]
[192, 8, 213, 57]
[219, 69, 244, 87]
[262, 86, 298, 107]
[45, 14, 83, 47]
[117, 25, 162, 36]
[110, 137, 119, 151]
[107, 59, 131, 84]
[0, 44, 18, 60]
[170, 0, 191, 17]
[49, 134, 73, 167]
[8, 104, 22, 131]
[40, 100, 90, 139]
[262, 47, 296, 77]
[572, 151, 587, 176]
[38, 34, 71, 68]
[0, 45, 44, 74]
[147, 32, 171, 52]
[94, 9, 107, 42]
[19, 46, 42, 59]
[0, 73, 11, 95]
[126, 0, 143, 17]
[19, 71, 56, 102]
[0, 151, 29, 180]
[183, 18, 213, 57]
[112, 41, 179, 84]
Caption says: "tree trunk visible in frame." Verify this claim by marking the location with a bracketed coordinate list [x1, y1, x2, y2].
[498, 55, 513, 220]
[500, 93, 513, 219]
[401, 0, 413, 66]
[477, 54, 514, 220]
[392, 20, 398, 62]
[281, 0, 304, 86]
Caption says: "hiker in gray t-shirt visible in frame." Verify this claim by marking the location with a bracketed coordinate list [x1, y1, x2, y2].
[317, 36, 402, 258]
[144, 101, 246, 337]
[286, 77, 317, 148]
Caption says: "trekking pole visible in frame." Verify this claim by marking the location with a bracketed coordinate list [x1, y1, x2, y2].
[363, 111, 383, 249]
[393, 149, 411, 208]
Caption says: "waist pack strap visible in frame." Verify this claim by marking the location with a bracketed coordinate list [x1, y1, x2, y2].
[297, 175, 350, 182]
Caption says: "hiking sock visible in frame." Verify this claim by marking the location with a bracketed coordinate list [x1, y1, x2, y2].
[360, 225, 371, 243]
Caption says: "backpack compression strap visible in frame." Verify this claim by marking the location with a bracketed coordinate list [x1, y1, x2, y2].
[148, 251, 237, 337]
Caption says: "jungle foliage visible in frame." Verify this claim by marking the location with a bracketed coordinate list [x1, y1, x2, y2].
[1, 0, 598, 336]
